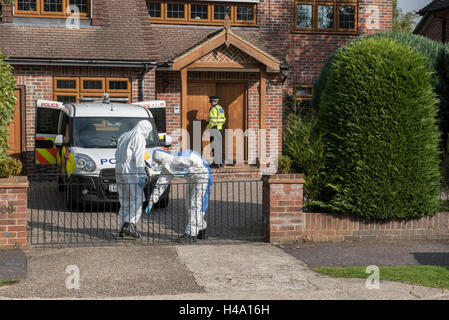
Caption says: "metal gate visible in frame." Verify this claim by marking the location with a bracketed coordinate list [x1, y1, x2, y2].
[27, 174, 265, 246]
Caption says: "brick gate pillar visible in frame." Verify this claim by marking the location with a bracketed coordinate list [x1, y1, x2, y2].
[0, 177, 29, 249]
[263, 174, 306, 243]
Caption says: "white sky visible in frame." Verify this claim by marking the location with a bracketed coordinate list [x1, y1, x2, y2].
[398, 0, 432, 13]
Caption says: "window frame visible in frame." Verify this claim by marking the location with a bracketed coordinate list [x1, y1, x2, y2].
[14, 0, 90, 19]
[165, 1, 187, 22]
[80, 77, 105, 93]
[234, 3, 256, 25]
[294, 0, 357, 34]
[106, 78, 131, 94]
[294, 84, 314, 101]
[147, 1, 257, 27]
[54, 77, 133, 104]
[188, 2, 211, 23]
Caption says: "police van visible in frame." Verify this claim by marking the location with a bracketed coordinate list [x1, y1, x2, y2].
[35, 95, 172, 209]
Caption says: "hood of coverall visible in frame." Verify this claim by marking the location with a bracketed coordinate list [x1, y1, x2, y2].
[152, 149, 176, 175]
[115, 120, 153, 175]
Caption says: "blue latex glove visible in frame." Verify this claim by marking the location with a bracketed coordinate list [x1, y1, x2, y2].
[138, 177, 147, 188]
[175, 170, 188, 178]
[144, 202, 153, 215]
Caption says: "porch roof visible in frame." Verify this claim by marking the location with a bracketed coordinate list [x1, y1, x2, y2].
[152, 25, 286, 71]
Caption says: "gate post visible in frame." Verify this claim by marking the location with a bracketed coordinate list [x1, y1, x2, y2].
[263, 174, 306, 243]
[0, 177, 29, 249]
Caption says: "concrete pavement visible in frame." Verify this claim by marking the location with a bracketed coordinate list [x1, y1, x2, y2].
[0, 243, 448, 300]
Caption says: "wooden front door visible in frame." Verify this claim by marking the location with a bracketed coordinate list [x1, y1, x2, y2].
[186, 82, 246, 163]
[216, 83, 246, 163]
[7, 89, 23, 159]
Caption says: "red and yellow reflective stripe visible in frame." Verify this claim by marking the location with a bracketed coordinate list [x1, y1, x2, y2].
[35, 137, 57, 164]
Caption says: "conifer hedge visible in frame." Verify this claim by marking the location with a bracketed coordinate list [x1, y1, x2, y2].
[315, 38, 441, 220]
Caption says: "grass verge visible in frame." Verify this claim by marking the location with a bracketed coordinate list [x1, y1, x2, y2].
[313, 265, 449, 290]
[0, 280, 22, 287]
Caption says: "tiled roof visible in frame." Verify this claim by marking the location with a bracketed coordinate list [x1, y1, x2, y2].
[419, 0, 449, 14]
[0, 0, 157, 62]
[152, 25, 286, 65]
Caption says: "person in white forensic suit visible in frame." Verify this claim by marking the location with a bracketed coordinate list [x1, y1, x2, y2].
[115, 120, 153, 238]
[148, 149, 213, 243]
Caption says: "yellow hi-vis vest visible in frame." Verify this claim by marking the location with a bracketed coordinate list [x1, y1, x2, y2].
[206, 104, 226, 130]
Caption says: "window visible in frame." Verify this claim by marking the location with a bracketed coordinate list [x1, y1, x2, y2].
[54, 77, 132, 104]
[146, 1, 257, 26]
[294, 1, 357, 33]
[14, 0, 89, 18]
[294, 85, 313, 100]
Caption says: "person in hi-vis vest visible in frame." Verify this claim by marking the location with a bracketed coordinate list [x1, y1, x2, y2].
[206, 96, 226, 168]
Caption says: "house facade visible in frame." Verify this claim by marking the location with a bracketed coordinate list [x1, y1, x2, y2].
[414, 0, 449, 43]
[0, 0, 392, 173]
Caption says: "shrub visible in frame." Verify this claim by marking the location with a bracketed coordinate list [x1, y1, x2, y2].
[277, 155, 292, 174]
[0, 157, 23, 178]
[0, 50, 17, 158]
[283, 115, 326, 202]
[313, 32, 449, 147]
[315, 38, 441, 220]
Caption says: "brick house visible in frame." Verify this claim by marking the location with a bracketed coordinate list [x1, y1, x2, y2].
[0, 0, 392, 172]
[414, 0, 449, 43]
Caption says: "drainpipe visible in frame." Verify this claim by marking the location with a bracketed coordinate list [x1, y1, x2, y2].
[434, 12, 448, 43]
[139, 63, 151, 101]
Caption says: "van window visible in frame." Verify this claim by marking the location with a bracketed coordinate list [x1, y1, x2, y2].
[73, 117, 158, 148]
[36, 108, 60, 134]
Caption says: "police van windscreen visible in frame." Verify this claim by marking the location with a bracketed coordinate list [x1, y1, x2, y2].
[73, 117, 158, 148]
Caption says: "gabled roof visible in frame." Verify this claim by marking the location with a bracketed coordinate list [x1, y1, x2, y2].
[152, 25, 285, 70]
[0, 0, 157, 63]
[418, 0, 449, 15]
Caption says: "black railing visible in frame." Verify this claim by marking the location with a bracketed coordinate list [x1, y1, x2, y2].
[27, 173, 264, 246]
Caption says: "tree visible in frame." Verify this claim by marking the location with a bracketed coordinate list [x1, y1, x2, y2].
[0, 50, 17, 158]
[393, 0, 419, 33]
[315, 38, 441, 220]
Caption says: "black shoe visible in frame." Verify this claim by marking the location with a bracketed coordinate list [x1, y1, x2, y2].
[197, 228, 208, 240]
[120, 222, 141, 239]
[177, 233, 197, 244]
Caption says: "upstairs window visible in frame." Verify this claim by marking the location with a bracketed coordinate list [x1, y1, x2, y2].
[146, 1, 257, 26]
[14, 0, 89, 18]
[294, 0, 357, 33]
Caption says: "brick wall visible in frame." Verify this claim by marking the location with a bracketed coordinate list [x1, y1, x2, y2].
[91, 0, 105, 26]
[12, 65, 156, 173]
[263, 174, 306, 243]
[416, 11, 449, 43]
[264, 175, 449, 243]
[303, 212, 449, 242]
[0, 3, 12, 23]
[0, 177, 28, 249]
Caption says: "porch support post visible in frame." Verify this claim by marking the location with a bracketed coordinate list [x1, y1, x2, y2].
[181, 68, 188, 150]
[259, 66, 267, 168]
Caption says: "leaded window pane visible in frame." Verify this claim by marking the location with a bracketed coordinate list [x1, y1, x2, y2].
[318, 5, 333, 29]
[167, 3, 185, 19]
[43, 0, 63, 12]
[191, 4, 208, 20]
[147, 2, 161, 18]
[297, 4, 312, 29]
[339, 5, 355, 29]
[17, 0, 37, 11]
[214, 5, 231, 20]
[236, 6, 254, 21]
[69, 0, 89, 14]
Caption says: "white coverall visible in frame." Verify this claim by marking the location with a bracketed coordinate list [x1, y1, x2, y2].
[151, 149, 213, 237]
[115, 120, 153, 227]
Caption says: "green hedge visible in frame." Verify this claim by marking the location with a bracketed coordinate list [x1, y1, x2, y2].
[313, 32, 449, 146]
[315, 38, 441, 220]
[0, 50, 17, 159]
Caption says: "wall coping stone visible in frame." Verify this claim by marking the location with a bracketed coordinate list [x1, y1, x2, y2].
[0, 176, 29, 189]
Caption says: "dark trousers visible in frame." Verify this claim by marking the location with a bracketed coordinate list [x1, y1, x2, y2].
[210, 128, 223, 167]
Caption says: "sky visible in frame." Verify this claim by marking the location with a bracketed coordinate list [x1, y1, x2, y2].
[398, 0, 432, 14]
